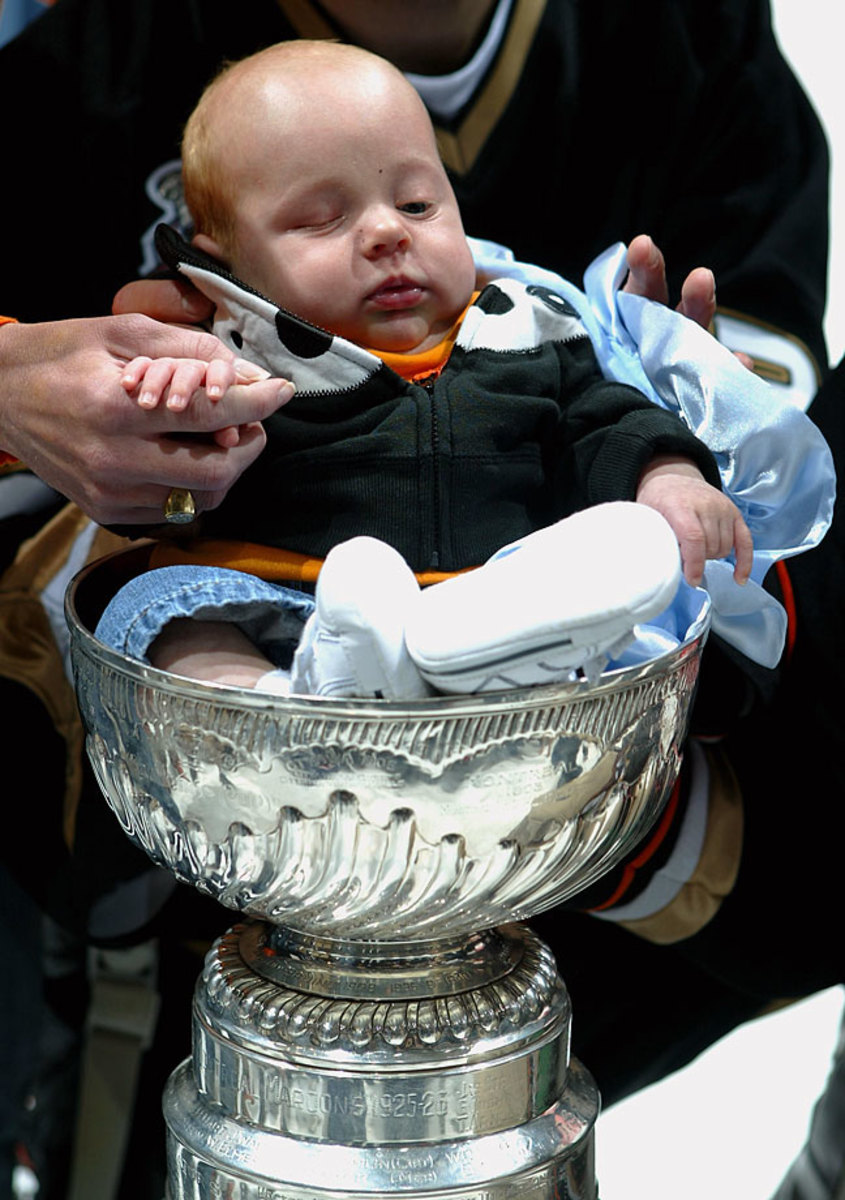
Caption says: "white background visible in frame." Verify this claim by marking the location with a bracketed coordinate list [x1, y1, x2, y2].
[598, 986, 843, 1196]
[773, 1, 844, 367]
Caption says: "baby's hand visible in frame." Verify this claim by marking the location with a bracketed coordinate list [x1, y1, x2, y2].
[636, 457, 754, 586]
[120, 355, 241, 412]
[120, 355, 293, 448]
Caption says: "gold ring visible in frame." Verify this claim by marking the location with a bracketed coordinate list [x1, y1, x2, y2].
[163, 487, 197, 524]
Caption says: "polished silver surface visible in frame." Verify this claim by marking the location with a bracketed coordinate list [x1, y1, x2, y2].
[194, 923, 569, 1142]
[169, 920, 593, 1195]
[66, 553, 709, 1200]
[68, 569, 707, 942]
[165, 1054, 598, 1199]
[203, 923, 564, 1065]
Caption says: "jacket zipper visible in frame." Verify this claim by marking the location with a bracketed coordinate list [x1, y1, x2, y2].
[416, 372, 441, 569]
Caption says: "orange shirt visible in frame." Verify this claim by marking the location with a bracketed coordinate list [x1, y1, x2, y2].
[369, 294, 478, 382]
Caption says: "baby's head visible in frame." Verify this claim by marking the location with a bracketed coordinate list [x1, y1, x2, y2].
[183, 41, 476, 353]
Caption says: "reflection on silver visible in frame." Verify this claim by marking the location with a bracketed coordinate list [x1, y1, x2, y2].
[66, 554, 709, 1200]
[70, 604, 704, 941]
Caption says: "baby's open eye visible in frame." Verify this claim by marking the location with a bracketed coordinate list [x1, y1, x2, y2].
[398, 201, 430, 215]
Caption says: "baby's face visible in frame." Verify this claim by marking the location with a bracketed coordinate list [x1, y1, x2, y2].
[204, 58, 476, 354]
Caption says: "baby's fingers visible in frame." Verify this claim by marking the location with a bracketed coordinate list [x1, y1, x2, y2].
[708, 509, 740, 564]
[165, 359, 217, 411]
[203, 358, 239, 402]
[133, 357, 185, 410]
[120, 356, 155, 398]
[701, 507, 754, 585]
[673, 515, 708, 586]
[732, 514, 754, 585]
[679, 510, 736, 586]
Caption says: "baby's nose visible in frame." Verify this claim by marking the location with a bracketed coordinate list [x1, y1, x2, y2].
[360, 208, 410, 258]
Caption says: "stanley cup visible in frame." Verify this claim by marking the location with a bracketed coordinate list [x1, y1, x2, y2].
[67, 549, 709, 1199]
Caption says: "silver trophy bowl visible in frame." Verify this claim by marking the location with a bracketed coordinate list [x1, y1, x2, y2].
[68, 555, 706, 942]
[66, 548, 709, 1199]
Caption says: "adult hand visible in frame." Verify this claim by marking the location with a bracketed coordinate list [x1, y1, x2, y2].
[623, 234, 755, 370]
[112, 275, 214, 326]
[0, 315, 292, 525]
[623, 234, 717, 329]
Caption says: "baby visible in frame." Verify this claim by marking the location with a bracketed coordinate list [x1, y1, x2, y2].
[101, 40, 751, 696]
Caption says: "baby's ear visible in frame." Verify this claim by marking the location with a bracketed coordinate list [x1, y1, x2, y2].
[192, 232, 229, 267]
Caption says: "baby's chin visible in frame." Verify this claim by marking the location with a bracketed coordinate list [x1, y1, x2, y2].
[321, 329, 429, 355]
[308, 308, 453, 354]
[359, 320, 451, 356]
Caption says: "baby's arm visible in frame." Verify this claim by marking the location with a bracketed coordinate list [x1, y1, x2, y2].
[636, 456, 753, 586]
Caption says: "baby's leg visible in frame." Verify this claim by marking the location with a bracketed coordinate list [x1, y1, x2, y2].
[95, 565, 314, 690]
[149, 618, 275, 688]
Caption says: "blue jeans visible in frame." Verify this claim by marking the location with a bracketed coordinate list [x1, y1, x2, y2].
[94, 565, 315, 666]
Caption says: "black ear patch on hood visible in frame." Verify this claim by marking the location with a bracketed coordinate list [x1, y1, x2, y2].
[274, 311, 333, 359]
[473, 284, 515, 316]
[155, 223, 261, 297]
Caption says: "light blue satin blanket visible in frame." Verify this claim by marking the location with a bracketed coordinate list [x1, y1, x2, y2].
[469, 238, 835, 668]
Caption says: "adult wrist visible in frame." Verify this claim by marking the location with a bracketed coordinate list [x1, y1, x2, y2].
[0, 317, 22, 469]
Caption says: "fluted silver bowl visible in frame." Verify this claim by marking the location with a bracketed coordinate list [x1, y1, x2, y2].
[67, 550, 708, 941]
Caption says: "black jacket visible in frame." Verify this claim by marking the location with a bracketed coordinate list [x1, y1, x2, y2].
[154, 231, 720, 572]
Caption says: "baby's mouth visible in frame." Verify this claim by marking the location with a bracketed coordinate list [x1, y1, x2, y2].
[367, 278, 424, 309]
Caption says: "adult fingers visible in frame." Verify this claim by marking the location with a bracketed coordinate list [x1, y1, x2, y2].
[116, 376, 293, 436]
[112, 277, 214, 325]
[624, 238, 719, 334]
[622, 234, 669, 305]
[105, 313, 282, 397]
[677, 267, 716, 330]
[181, 378, 295, 429]
[154, 422, 268, 515]
[97, 313, 231, 372]
[88, 422, 269, 524]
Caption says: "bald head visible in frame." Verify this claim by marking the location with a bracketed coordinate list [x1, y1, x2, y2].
[183, 41, 437, 248]
[180, 39, 475, 353]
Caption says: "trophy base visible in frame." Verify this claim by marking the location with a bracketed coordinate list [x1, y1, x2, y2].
[165, 1058, 597, 1199]
[163, 921, 599, 1199]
